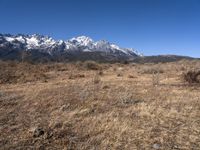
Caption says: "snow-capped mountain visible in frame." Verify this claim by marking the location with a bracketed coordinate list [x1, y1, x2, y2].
[0, 34, 140, 62]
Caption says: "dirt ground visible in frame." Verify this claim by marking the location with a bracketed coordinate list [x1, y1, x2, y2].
[0, 60, 200, 149]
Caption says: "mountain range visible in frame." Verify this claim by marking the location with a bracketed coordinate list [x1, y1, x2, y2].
[0, 34, 196, 63]
[0, 34, 142, 62]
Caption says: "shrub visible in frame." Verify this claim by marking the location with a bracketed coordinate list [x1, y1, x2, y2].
[98, 71, 104, 76]
[183, 70, 200, 84]
[123, 60, 129, 64]
[68, 72, 85, 79]
[128, 75, 135, 78]
[0, 62, 49, 84]
[83, 61, 102, 70]
[117, 73, 123, 77]
[141, 67, 164, 74]
[93, 74, 101, 84]
[152, 72, 160, 86]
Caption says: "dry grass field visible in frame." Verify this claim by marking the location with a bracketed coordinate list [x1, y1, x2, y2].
[0, 60, 200, 149]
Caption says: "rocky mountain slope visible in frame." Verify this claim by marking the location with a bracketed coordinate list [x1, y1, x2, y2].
[0, 34, 140, 62]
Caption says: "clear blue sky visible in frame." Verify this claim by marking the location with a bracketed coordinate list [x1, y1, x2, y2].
[0, 0, 200, 57]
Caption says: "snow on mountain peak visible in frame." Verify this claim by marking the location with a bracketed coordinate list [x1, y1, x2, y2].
[69, 36, 93, 46]
[0, 33, 140, 58]
[5, 37, 15, 42]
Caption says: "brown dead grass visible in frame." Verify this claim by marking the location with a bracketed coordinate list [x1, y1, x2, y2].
[0, 60, 200, 149]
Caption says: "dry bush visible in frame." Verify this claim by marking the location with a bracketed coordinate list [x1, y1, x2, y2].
[98, 70, 104, 76]
[38, 63, 68, 72]
[102, 85, 109, 89]
[113, 67, 117, 72]
[68, 73, 85, 79]
[0, 70, 18, 84]
[152, 72, 160, 86]
[122, 60, 129, 64]
[140, 66, 164, 74]
[93, 73, 101, 84]
[74, 61, 84, 69]
[117, 73, 123, 77]
[0, 62, 49, 84]
[68, 65, 85, 79]
[183, 70, 200, 84]
[128, 75, 135, 78]
[118, 88, 142, 106]
[74, 61, 110, 71]
[83, 61, 102, 70]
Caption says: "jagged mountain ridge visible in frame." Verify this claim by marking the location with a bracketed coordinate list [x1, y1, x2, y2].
[0, 34, 140, 62]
